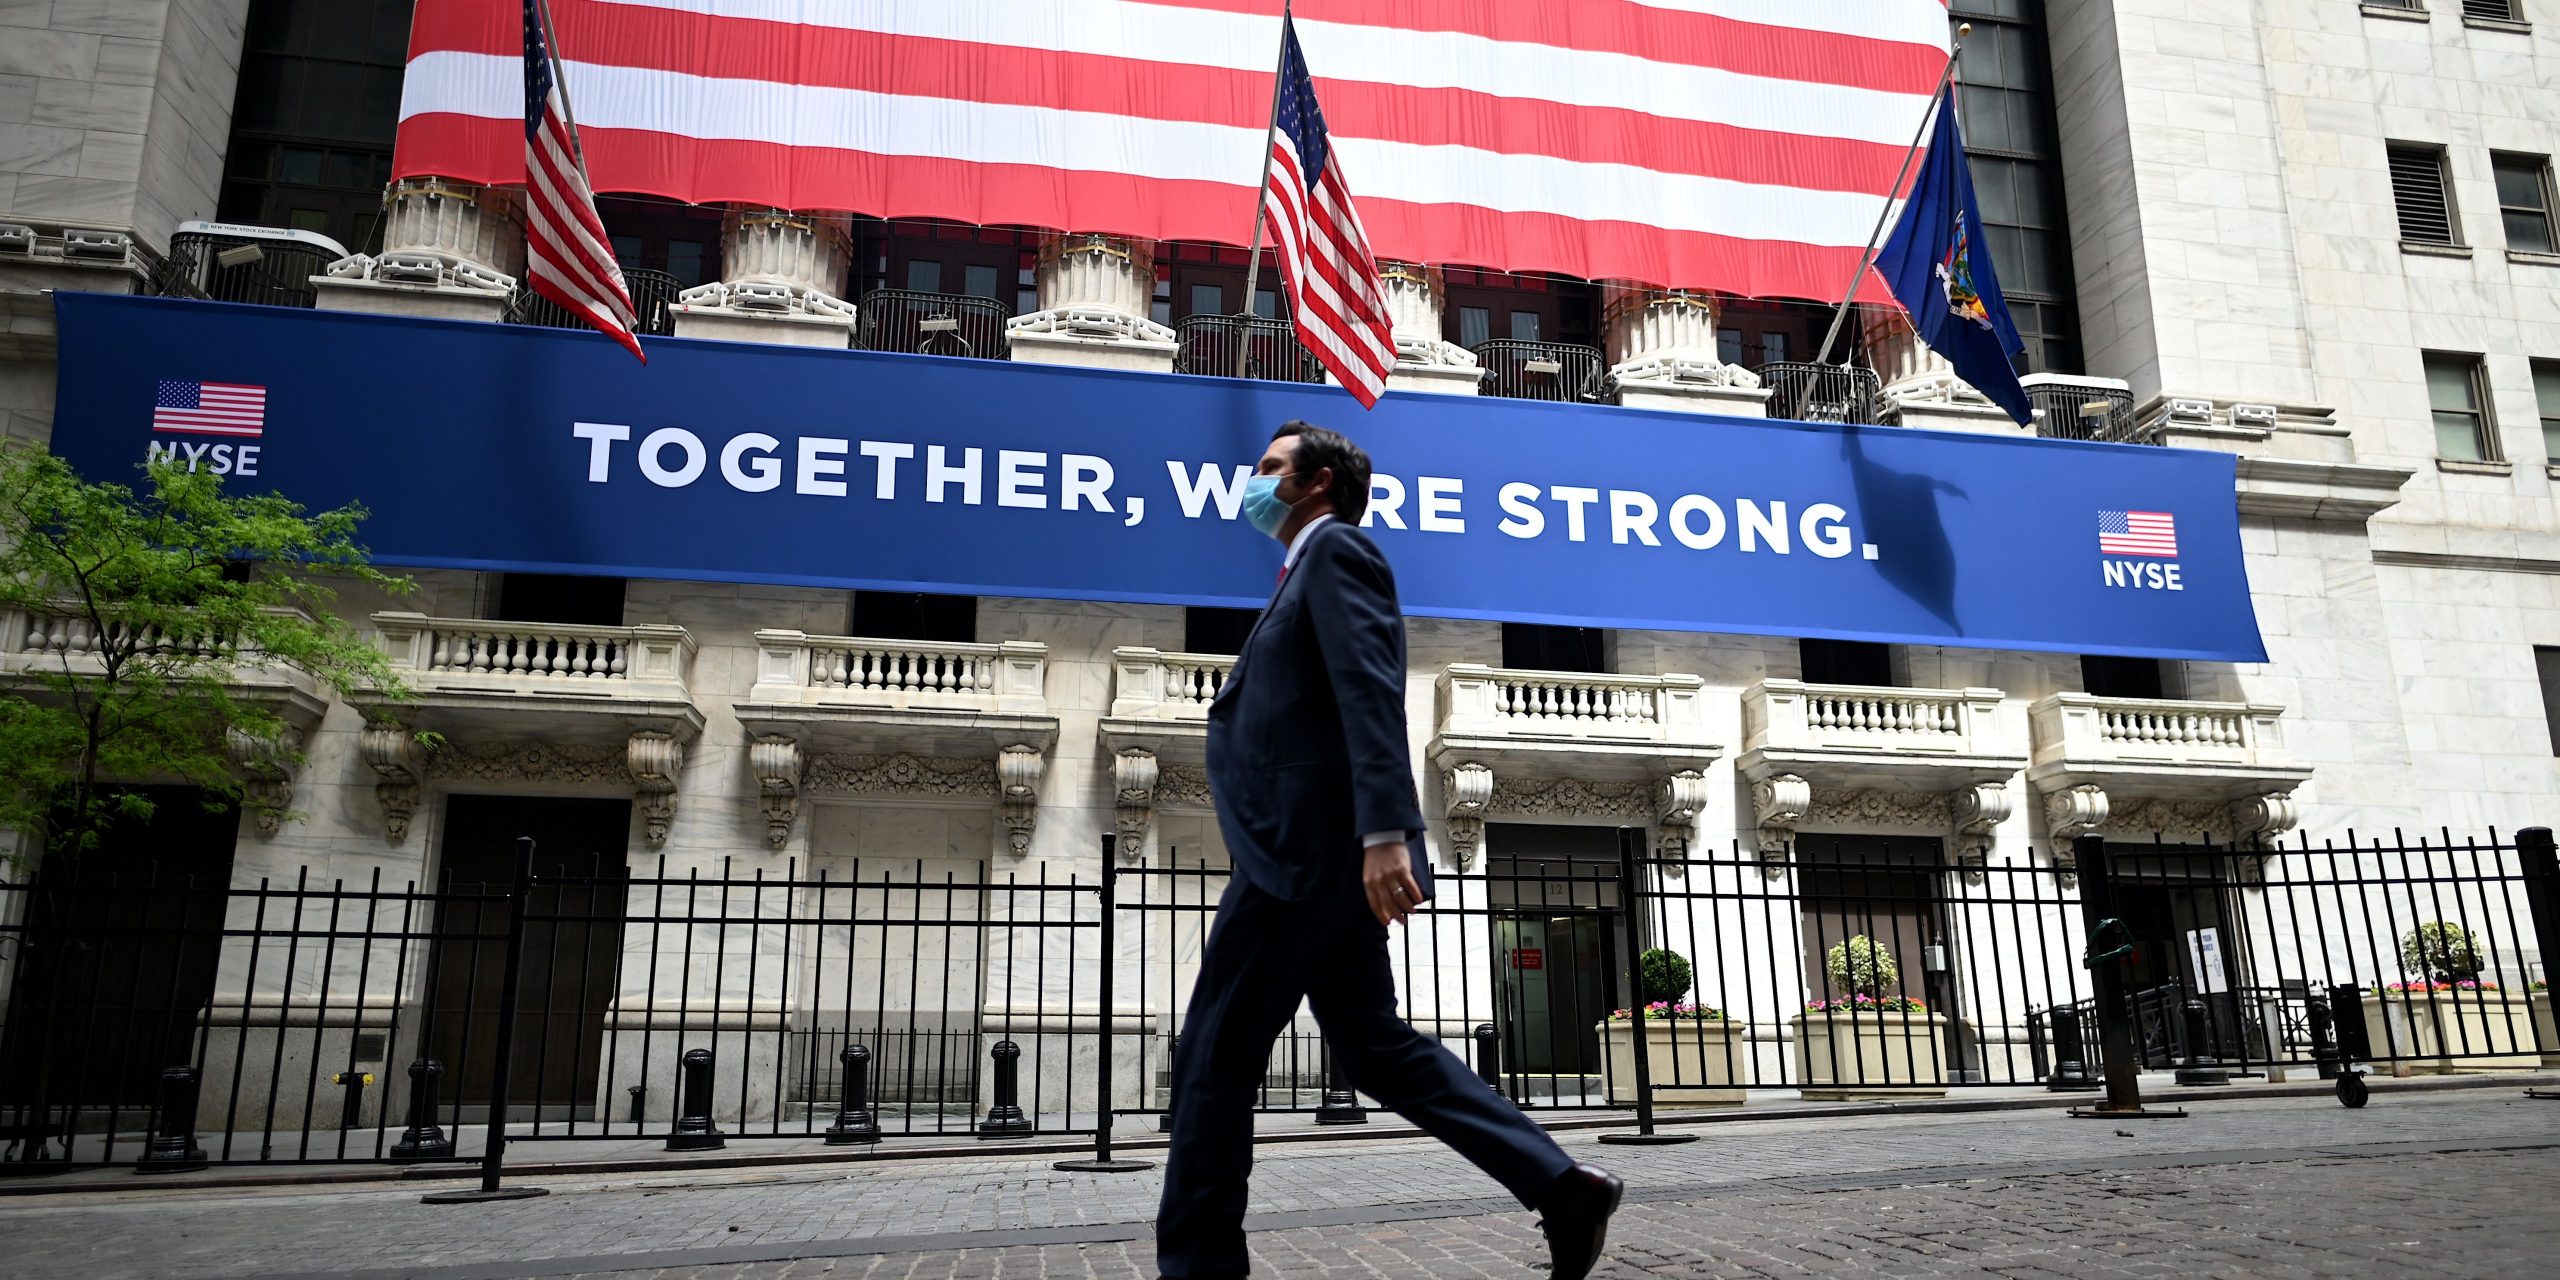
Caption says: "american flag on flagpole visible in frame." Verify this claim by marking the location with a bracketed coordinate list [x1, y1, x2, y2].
[1258, 16, 1396, 408]
[522, 0, 641, 363]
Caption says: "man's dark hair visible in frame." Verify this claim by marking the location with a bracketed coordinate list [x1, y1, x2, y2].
[1272, 421, 1372, 524]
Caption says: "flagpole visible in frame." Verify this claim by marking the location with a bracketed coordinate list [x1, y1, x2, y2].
[533, 0, 601, 186]
[1235, 1, 1293, 379]
[1813, 25, 1968, 365]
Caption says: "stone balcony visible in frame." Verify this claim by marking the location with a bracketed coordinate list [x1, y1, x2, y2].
[1096, 648, 1236, 856]
[2027, 694, 2311, 848]
[1, 604, 332, 837]
[1425, 664, 1723, 865]
[734, 632, 1059, 855]
[359, 612, 705, 848]
[1736, 680, 2030, 861]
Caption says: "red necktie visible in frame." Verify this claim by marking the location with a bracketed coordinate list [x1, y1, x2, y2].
[1277, 564, 1290, 588]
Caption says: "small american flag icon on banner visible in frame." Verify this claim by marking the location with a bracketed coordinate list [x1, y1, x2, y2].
[2098, 510, 2178, 558]
[152, 380, 266, 438]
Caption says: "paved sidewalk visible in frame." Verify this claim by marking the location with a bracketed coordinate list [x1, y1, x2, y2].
[3, 1090, 2555, 1279]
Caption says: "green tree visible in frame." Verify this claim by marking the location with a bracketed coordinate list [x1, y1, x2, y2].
[0, 448, 411, 864]
[1638, 948, 1693, 1005]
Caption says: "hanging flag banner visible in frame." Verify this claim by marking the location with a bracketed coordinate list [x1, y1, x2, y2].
[49, 295, 2266, 662]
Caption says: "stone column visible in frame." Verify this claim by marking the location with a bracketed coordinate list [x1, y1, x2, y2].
[1601, 285, 1767, 416]
[1377, 262, 1480, 395]
[1861, 306, 2022, 434]
[315, 178, 523, 322]
[671, 208, 859, 348]
[1007, 233, 1178, 371]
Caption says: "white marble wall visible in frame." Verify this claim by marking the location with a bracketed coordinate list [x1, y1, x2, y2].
[0, 0, 249, 250]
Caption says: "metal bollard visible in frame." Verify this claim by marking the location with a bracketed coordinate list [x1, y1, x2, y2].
[825, 1044, 881, 1145]
[2174, 999, 2231, 1087]
[332, 1071, 374, 1131]
[2308, 996, 2341, 1080]
[391, 1058, 455, 1161]
[2045, 1009, 2101, 1091]
[1158, 1033, 1180, 1132]
[626, 1084, 646, 1128]
[666, 1048, 726, 1151]
[1313, 1041, 1367, 1125]
[135, 1065, 209, 1174]
[977, 1040, 1033, 1138]
[1474, 1023, 1501, 1092]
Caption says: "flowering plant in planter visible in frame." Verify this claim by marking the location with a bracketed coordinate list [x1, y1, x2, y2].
[1803, 993, 1929, 1013]
[2378, 979, 2500, 994]
[1609, 1001, 1728, 1021]
[2400, 921, 2486, 983]
[2533, 980, 2549, 992]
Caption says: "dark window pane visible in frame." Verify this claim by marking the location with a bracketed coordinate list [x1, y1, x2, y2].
[493, 574, 626, 627]
[2538, 647, 2560, 755]
[1460, 306, 1491, 349]
[1189, 283, 1223, 316]
[2506, 210, 2556, 255]
[1502, 624, 1608, 673]
[1253, 288, 1278, 319]
[1184, 607, 1260, 656]
[2082, 654, 2167, 700]
[964, 263, 1001, 299]
[905, 260, 942, 293]
[1800, 638, 1894, 687]
[852, 591, 977, 644]
[2492, 157, 2546, 209]
[279, 147, 324, 185]
[1509, 310, 1541, 341]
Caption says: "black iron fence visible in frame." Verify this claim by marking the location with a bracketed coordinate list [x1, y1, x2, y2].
[1761, 361, 1883, 424]
[1172, 313, 1325, 383]
[507, 269, 683, 338]
[2, 829, 2553, 1175]
[152, 229, 342, 310]
[1472, 340, 1605, 402]
[2027, 380, 2146, 444]
[857, 289, 1013, 359]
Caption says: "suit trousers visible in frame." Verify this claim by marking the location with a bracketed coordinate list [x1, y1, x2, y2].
[1154, 876, 1575, 1278]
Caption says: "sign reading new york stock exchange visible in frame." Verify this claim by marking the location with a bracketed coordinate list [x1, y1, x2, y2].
[51, 294, 2266, 662]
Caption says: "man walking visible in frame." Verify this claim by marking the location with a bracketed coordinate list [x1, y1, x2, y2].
[1154, 422, 1622, 1279]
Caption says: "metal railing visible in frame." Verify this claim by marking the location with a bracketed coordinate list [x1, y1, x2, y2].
[2028, 381, 2145, 443]
[858, 289, 1013, 360]
[152, 228, 344, 310]
[5, 828, 2554, 1172]
[1472, 340, 1605, 402]
[1172, 313, 1324, 383]
[1760, 362, 1883, 424]
[507, 268, 683, 337]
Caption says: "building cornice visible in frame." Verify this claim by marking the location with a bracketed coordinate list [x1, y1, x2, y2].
[2232, 456, 2411, 523]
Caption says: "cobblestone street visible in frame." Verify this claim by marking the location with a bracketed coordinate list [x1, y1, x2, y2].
[2, 1090, 2554, 1279]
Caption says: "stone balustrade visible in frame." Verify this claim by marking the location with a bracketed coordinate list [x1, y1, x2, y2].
[2030, 694, 2282, 770]
[372, 611, 696, 698]
[1436, 664, 1709, 745]
[750, 631, 1047, 715]
[1107, 647, 1237, 722]
[1744, 679, 2012, 759]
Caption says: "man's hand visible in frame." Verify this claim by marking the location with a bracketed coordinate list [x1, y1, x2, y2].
[1362, 841, 1427, 927]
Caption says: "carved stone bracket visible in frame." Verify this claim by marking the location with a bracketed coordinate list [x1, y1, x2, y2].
[226, 727, 304, 838]
[998, 744, 1044, 856]
[360, 723, 424, 844]
[1112, 749, 1160, 859]
[1751, 773, 1811, 870]
[2042, 784, 2109, 884]
[1950, 782, 2013, 885]
[1443, 762, 1494, 870]
[1655, 770, 1708, 872]
[626, 731, 686, 849]
[2231, 792, 2300, 852]
[750, 735, 803, 850]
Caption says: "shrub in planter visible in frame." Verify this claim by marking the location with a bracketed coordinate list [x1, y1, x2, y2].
[1825, 936, 1900, 999]
[1600, 1000, 1743, 1105]
[1639, 949, 1694, 1005]
[2400, 921, 2485, 983]
[1609, 1001, 1728, 1021]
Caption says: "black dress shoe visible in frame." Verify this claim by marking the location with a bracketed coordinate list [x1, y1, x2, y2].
[1538, 1162, 1624, 1280]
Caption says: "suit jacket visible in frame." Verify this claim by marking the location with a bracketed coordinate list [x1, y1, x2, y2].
[1206, 518, 1431, 902]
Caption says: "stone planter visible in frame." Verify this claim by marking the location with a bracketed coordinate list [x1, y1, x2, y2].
[2359, 992, 2541, 1072]
[2533, 991, 2557, 1068]
[1791, 1009, 1950, 1100]
[1597, 1018, 1748, 1107]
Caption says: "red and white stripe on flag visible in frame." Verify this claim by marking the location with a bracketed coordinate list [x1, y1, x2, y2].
[397, 0, 1953, 301]
[1267, 124, 1395, 407]
[524, 0, 643, 363]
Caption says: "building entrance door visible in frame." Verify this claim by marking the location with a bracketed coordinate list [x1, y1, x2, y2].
[426, 795, 631, 1119]
[1487, 824, 1623, 1091]
[2111, 848, 2249, 1067]
[0, 786, 238, 1127]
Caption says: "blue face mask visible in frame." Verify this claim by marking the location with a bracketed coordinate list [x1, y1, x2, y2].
[1241, 472, 1302, 537]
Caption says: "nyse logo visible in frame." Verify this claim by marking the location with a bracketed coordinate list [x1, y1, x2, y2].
[144, 379, 266, 475]
[2098, 509, 2183, 593]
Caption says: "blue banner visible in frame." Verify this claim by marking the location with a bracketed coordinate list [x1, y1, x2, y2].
[48, 294, 2264, 662]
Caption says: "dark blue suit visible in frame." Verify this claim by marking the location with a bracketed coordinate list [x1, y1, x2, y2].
[1155, 518, 1573, 1278]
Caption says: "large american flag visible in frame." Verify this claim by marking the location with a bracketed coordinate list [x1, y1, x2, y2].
[2098, 511, 2179, 559]
[522, 0, 642, 362]
[394, 1, 1952, 300]
[1263, 17, 1394, 407]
